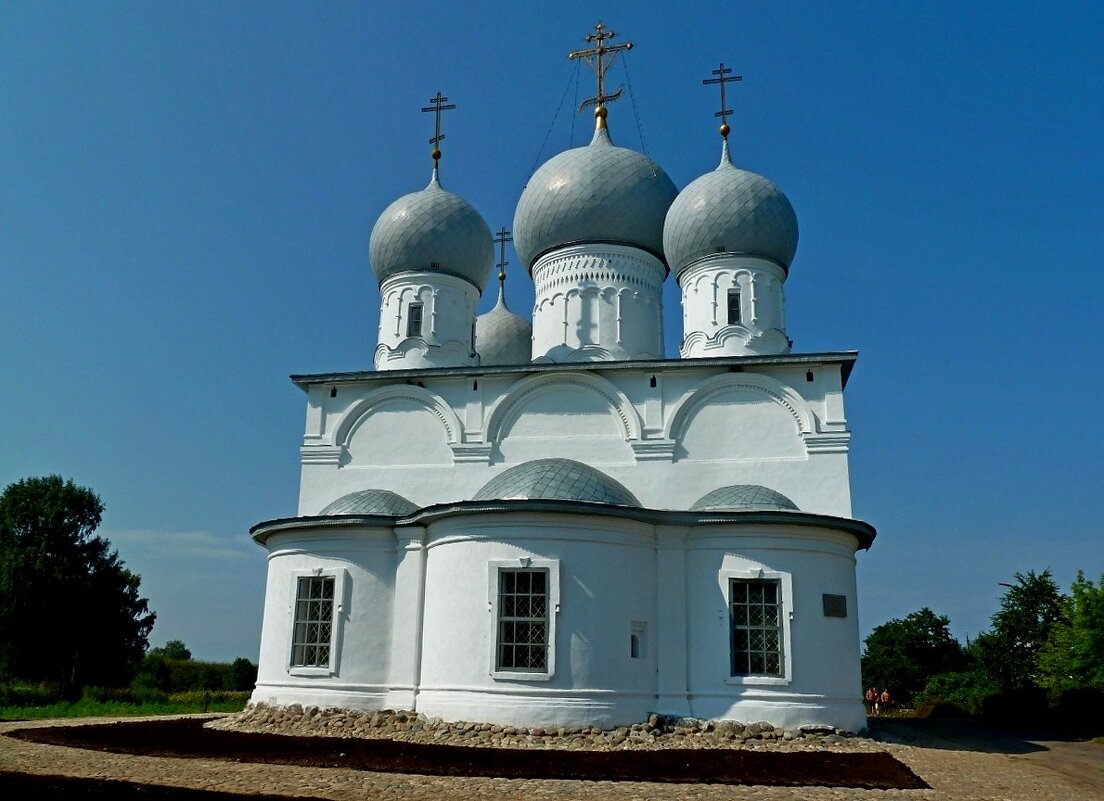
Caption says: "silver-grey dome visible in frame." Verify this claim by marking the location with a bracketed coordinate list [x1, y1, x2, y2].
[369, 170, 494, 290]
[690, 484, 799, 512]
[664, 141, 798, 280]
[475, 287, 532, 366]
[473, 458, 640, 507]
[319, 488, 419, 516]
[513, 125, 678, 270]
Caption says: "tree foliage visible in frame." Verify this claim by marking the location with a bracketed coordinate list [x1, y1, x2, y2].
[0, 476, 156, 688]
[861, 607, 965, 704]
[972, 570, 1066, 691]
[1038, 571, 1104, 691]
[150, 640, 192, 661]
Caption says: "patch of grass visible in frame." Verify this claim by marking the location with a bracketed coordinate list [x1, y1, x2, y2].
[1093, 736, 1104, 746]
[0, 692, 250, 720]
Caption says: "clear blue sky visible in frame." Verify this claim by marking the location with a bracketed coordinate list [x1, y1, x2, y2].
[2, 2, 1101, 661]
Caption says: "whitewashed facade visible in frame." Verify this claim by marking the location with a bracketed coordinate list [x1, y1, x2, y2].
[250, 104, 876, 733]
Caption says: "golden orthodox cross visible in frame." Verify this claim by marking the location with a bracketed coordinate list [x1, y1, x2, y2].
[568, 22, 634, 113]
[493, 227, 512, 284]
[421, 91, 455, 163]
[702, 63, 742, 138]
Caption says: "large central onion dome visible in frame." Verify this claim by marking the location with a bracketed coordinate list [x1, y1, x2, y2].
[513, 123, 678, 270]
[369, 170, 494, 291]
[663, 141, 798, 280]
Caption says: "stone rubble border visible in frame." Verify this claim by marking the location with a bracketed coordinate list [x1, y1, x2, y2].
[208, 704, 882, 753]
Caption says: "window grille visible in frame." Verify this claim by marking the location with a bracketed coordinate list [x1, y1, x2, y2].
[730, 578, 784, 676]
[496, 569, 548, 671]
[290, 576, 335, 668]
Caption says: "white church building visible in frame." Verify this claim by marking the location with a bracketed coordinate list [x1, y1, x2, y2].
[250, 34, 876, 733]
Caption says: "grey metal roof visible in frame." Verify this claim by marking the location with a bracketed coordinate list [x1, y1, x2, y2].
[318, 488, 419, 516]
[512, 124, 678, 270]
[475, 287, 533, 366]
[664, 141, 798, 279]
[690, 484, 799, 512]
[472, 458, 641, 507]
[368, 169, 494, 290]
[252, 502, 877, 550]
[291, 351, 860, 390]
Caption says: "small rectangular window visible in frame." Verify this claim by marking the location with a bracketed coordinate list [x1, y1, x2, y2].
[407, 303, 423, 337]
[290, 576, 335, 668]
[823, 594, 848, 618]
[730, 578, 784, 676]
[496, 569, 548, 672]
[727, 290, 742, 325]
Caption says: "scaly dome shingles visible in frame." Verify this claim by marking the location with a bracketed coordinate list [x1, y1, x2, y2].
[513, 127, 678, 270]
[473, 458, 640, 507]
[664, 150, 798, 280]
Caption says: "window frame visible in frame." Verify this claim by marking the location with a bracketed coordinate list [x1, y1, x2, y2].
[286, 568, 347, 677]
[727, 288, 742, 325]
[487, 559, 559, 681]
[719, 567, 793, 686]
[406, 302, 424, 338]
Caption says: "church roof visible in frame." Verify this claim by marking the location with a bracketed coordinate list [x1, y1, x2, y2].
[319, 488, 419, 516]
[368, 169, 494, 291]
[473, 458, 640, 507]
[690, 484, 799, 512]
[291, 351, 859, 390]
[664, 140, 798, 279]
[512, 124, 678, 270]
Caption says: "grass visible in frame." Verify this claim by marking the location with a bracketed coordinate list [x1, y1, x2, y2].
[0, 691, 250, 720]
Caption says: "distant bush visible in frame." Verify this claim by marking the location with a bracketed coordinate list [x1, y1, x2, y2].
[1050, 687, 1104, 733]
[979, 686, 1049, 724]
[0, 684, 63, 707]
[915, 670, 997, 716]
[130, 653, 256, 694]
[912, 698, 970, 719]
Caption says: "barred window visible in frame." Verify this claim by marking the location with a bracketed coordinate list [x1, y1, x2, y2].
[291, 576, 334, 668]
[496, 569, 548, 671]
[730, 578, 784, 676]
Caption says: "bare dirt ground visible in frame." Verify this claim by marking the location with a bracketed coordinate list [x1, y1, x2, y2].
[0, 714, 1101, 800]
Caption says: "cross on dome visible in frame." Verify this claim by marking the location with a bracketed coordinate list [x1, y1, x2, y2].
[421, 91, 456, 166]
[568, 22, 633, 128]
[702, 62, 742, 139]
[493, 227, 512, 286]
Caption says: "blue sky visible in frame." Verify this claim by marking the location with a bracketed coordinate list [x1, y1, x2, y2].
[2, 2, 1101, 661]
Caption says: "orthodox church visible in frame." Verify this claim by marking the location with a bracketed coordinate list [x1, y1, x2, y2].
[250, 26, 876, 733]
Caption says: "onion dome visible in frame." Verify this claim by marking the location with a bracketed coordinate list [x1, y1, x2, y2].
[663, 139, 798, 280]
[319, 488, 418, 516]
[369, 168, 494, 291]
[475, 285, 532, 366]
[512, 122, 678, 270]
[473, 458, 640, 507]
[690, 484, 799, 512]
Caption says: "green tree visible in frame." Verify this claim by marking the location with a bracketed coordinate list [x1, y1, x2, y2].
[862, 608, 965, 705]
[973, 570, 1066, 691]
[150, 640, 192, 661]
[0, 476, 156, 688]
[1038, 572, 1104, 690]
[228, 657, 258, 691]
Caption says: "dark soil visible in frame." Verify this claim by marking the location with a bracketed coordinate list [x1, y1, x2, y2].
[7, 717, 927, 790]
[0, 771, 319, 801]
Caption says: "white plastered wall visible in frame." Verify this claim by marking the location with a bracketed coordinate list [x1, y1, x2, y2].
[296, 362, 852, 518]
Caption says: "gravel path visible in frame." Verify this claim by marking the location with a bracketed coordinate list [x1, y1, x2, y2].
[1, 715, 1101, 800]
